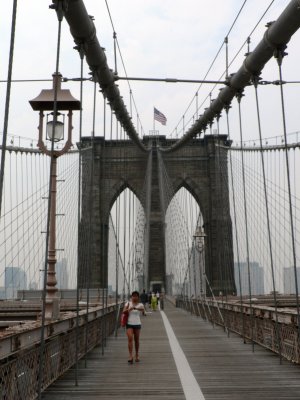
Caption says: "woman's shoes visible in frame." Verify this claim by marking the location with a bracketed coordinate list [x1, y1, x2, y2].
[128, 356, 140, 363]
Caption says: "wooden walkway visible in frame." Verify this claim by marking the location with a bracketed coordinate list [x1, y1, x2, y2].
[42, 301, 300, 400]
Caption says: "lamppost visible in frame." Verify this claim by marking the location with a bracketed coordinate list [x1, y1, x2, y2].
[29, 72, 80, 320]
[193, 226, 207, 299]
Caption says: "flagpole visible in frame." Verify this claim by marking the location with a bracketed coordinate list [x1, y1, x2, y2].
[153, 107, 155, 133]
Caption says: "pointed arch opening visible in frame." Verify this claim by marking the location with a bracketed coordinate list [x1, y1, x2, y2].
[165, 186, 205, 297]
[108, 187, 145, 300]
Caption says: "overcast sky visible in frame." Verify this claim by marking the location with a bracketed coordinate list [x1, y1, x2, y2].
[1, 0, 300, 146]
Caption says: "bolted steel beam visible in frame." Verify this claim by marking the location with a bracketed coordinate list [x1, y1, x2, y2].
[165, 0, 300, 152]
[57, 0, 147, 152]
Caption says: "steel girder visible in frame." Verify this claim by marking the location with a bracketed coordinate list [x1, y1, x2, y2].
[57, 0, 147, 151]
[165, 0, 300, 152]
[56, 0, 300, 152]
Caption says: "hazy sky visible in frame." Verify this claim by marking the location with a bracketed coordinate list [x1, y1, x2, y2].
[1, 0, 300, 146]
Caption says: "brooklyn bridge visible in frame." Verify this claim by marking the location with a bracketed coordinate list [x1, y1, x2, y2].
[1, 0, 300, 398]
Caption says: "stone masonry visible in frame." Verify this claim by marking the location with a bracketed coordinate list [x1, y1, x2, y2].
[78, 135, 236, 295]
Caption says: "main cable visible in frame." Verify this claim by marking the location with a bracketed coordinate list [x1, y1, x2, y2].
[0, 0, 18, 218]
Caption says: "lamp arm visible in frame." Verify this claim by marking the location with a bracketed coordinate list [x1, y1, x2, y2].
[37, 111, 52, 156]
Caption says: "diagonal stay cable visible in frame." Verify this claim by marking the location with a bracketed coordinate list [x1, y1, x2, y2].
[170, 0, 249, 137]
[104, 0, 146, 140]
[166, 0, 289, 152]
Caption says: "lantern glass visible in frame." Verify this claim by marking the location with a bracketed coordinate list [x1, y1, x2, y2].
[46, 119, 64, 142]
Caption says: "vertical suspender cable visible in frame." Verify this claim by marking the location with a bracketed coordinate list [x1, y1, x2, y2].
[113, 31, 118, 75]
[129, 191, 132, 289]
[226, 108, 245, 342]
[124, 176, 128, 293]
[236, 92, 254, 351]
[9, 158, 13, 295]
[225, 37, 228, 80]
[84, 76, 96, 367]
[0, 0, 18, 217]
[74, 43, 85, 386]
[130, 89, 133, 118]
[275, 50, 300, 336]
[110, 108, 113, 141]
[215, 122, 230, 335]
[37, 2, 63, 398]
[15, 155, 20, 293]
[252, 76, 281, 362]
[101, 98, 107, 355]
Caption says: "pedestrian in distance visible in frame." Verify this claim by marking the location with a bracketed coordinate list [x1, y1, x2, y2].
[140, 289, 148, 312]
[123, 291, 145, 364]
[151, 292, 158, 311]
[148, 291, 152, 306]
[156, 291, 160, 307]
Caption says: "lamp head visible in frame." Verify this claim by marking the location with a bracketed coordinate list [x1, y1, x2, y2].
[46, 113, 64, 142]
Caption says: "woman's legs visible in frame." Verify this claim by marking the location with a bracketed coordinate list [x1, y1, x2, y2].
[126, 328, 134, 360]
[133, 329, 141, 360]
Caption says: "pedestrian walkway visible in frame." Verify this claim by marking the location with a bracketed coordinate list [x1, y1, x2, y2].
[42, 301, 300, 399]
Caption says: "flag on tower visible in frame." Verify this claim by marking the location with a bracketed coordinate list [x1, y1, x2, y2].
[154, 107, 167, 125]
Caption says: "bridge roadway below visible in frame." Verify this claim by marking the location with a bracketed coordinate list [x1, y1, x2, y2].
[42, 301, 300, 399]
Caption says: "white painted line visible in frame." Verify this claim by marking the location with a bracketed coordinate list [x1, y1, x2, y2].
[160, 310, 205, 400]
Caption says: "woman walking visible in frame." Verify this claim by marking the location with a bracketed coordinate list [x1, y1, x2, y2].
[123, 291, 145, 363]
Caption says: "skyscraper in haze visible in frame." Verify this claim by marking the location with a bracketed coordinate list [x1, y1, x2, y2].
[5, 266, 27, 298]
[234, 261, 264, 296]
[56, 258, 68, 289]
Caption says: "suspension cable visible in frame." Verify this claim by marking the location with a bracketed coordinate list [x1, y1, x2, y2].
[0, 0, 18, 218]
[226, 106, 246, 342]
[252, 74, 282, 362]
[169, 0, 266, 138]
[275, 48, 300, 337]
[73, 40, 85, 386]
[104, 0, 145, 138]
[168, 0, 277, 148]
[236, 91, 255, 352]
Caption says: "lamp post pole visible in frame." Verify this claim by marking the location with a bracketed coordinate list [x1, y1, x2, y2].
[30, 73, 80, 320]
[46, 154, 58, 318]
[193, 227, 207, 300]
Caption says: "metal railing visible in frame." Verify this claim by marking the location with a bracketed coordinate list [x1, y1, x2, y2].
[177, 297, 300, 364]
[0, 305, 119, 399]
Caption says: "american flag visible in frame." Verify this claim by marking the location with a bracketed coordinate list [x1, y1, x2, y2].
[154, 107, 167, 125]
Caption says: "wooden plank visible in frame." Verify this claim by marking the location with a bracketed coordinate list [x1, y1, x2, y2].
[42, 306, 185, 399]
[42, 302, 300, 399]
[165, 304, 300, 399]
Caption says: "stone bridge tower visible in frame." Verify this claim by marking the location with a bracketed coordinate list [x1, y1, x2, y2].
[78, 135, 236, 296]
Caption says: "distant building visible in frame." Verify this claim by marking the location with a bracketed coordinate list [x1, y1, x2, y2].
[29, 281, 38, 290]
[0, 287, 6, 299]
[107, 285, 113, 295]
[5, 266, 27, 298]
[234, 261, 265, 296]
[56, 258, 68, 289]
[284, 267, 300, 294]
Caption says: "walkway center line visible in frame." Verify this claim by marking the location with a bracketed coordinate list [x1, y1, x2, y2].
[160, 310, 206, 400]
